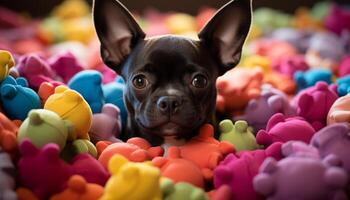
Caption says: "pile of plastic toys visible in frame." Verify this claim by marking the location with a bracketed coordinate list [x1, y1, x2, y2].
[0, 0, 350, 199]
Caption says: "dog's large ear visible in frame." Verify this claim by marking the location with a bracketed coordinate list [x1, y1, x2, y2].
[198, 0, 252, 75]
[93, 0, 145, 73]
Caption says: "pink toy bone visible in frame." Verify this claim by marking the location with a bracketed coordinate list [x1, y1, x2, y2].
[253, 156, 348, 200]
[293, 81, 338, 130]
[236, 84, 296, 132]
[310, 123, 350, 175]
[327, 94, 350, 125]
[272, 55, 309, 78]
[97, 137, 164, 168]
[95, 64, 117, 84]
[325, 3, 350, 36]
[216, 67, 263, 114]
[256, 113, 316, 147]
[152, 147, 205, 188]
[17, 140, 72, 200]
[48, 52, 84, 83]
[338, 56, 350, 77]
[90, 103, 122, 144]
[177, 124, 235, 181]
[70, 153, 110, 186]
[214, 142, 283, 200]
[16, 54, 56, 90]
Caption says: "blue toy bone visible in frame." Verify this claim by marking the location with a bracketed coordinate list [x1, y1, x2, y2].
[103, 76, 127, 128]
[68, 70, 105, 113]
[336, 75, 350, 96]
[0, 148, 17, 200]
[294, 68, 332, 91]
[0, 76, 41, 120]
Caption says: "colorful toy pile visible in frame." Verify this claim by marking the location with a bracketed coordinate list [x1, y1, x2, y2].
[0, 0, 350, 199]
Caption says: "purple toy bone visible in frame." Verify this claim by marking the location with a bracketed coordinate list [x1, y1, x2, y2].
[16, 54, 56, 90]
[325, 3, 350, 36]
[0, 148, 17, 200]
[272, 55, 309, 78]
[17, 140, 72, 200]
[281, 141, 320, 159]
[48, 52, 84, 83]
[253, 156, 348, 200]
[310, 123, 350, 175]
[256, 113, 316, 147]
[70, 153, 110, 186]
[236, 84, 296, 132]
[89, 103, 122, 144]
[293, 81, 338, 130]
[214, 142, 283, 200]
[338, 56, 350, 78]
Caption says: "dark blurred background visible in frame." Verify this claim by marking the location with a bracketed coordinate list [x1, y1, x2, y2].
[0, 0, 349, 17]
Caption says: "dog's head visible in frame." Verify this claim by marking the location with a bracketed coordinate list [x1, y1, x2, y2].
[93, 0, 252, 143]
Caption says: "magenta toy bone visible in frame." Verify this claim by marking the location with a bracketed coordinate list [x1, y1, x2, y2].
[272, 55, 309, 78]
[214, 142, 283, 200]
[256, 113, 316, 147]
[48, 52, 84, 83]
[292, 81, 338, 130]
[236, 84, 296, 132]
[253, 155, 348, 200]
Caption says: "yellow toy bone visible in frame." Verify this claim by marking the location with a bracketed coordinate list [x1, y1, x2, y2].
[101, 155, 162, 200]
[0, 50, 15, 81]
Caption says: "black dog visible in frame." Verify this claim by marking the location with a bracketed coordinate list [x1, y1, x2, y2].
[93, 0, 252, 145]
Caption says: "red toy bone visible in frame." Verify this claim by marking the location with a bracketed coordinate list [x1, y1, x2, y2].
[152, 147, 205, 188]
[0, 112, 18, 157]
[177, 124, 235, 180]
[97, 137, 164, 168]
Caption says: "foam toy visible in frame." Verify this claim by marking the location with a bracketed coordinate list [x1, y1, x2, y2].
[100, 154, 162, 200]
[256, 113, 316, 147]
[249, 39, 297, 61]
[103, 76, 127, 127]
[89, 103, 122, 144]
[218, 119, 259, 152]
[263, 72, 296, 94]
[327, 94, 350, 125]
[50, 175, 104, 200]
[161, 178, 208, 200]
[38, 81, 64, 104]
[44, 85, 92, 139]
[52, 0, 90, 19]
[216, 67, 263, 113]
[253, 8, 292, 32]
[270, 28, 311, 53]
[207, 185, 233, 200]
[16, 54, 56, 90]
[338, 56, 350, 77]
[98, 137, 164, 169]
[48, 52, 84, 83]
[16, 187, 39, 200]
[177, 124, 235, 180]
[294, 69, 333, 91]
[17, 109, 74, 150]
[241, 55, 271, 73]
[310, 123, 350, 174]
[0, 76, 41, 120]
[195, 7, 216, 31]
[236, 85, 296, 132]
[272, 55, 309, 78]
[293, 81, 338, 130]
[48, 41, 89, 66]
[336, 75, 350, 96]
[164, 13, 196, 35]
[305, 32, 345, 70]
[70, 153, 109, 186]
[253, 156, 348, 200]
[0, 50, 15, 81]
[0, 149, 17, 200]
[152, 147, 205, 188]
[0, 113, 18, 156]
[9, 67, 19, 78]
[214, 142, 283, 200]
[18, 140, 72, 200]
[68, 70, 104, 113]
[96, 64, 117, 84]
[281, 141, 320, 159]
[325, 3, 350, 35]
[61, 139, 97, 161]
[292, 7, 323, 30]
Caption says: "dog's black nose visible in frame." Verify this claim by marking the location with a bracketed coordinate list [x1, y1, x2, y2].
[157, 96, 183, 114]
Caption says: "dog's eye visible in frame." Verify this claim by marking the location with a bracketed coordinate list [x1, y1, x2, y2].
[132, 75, 149, 89]
[191, 74, 208, 88]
